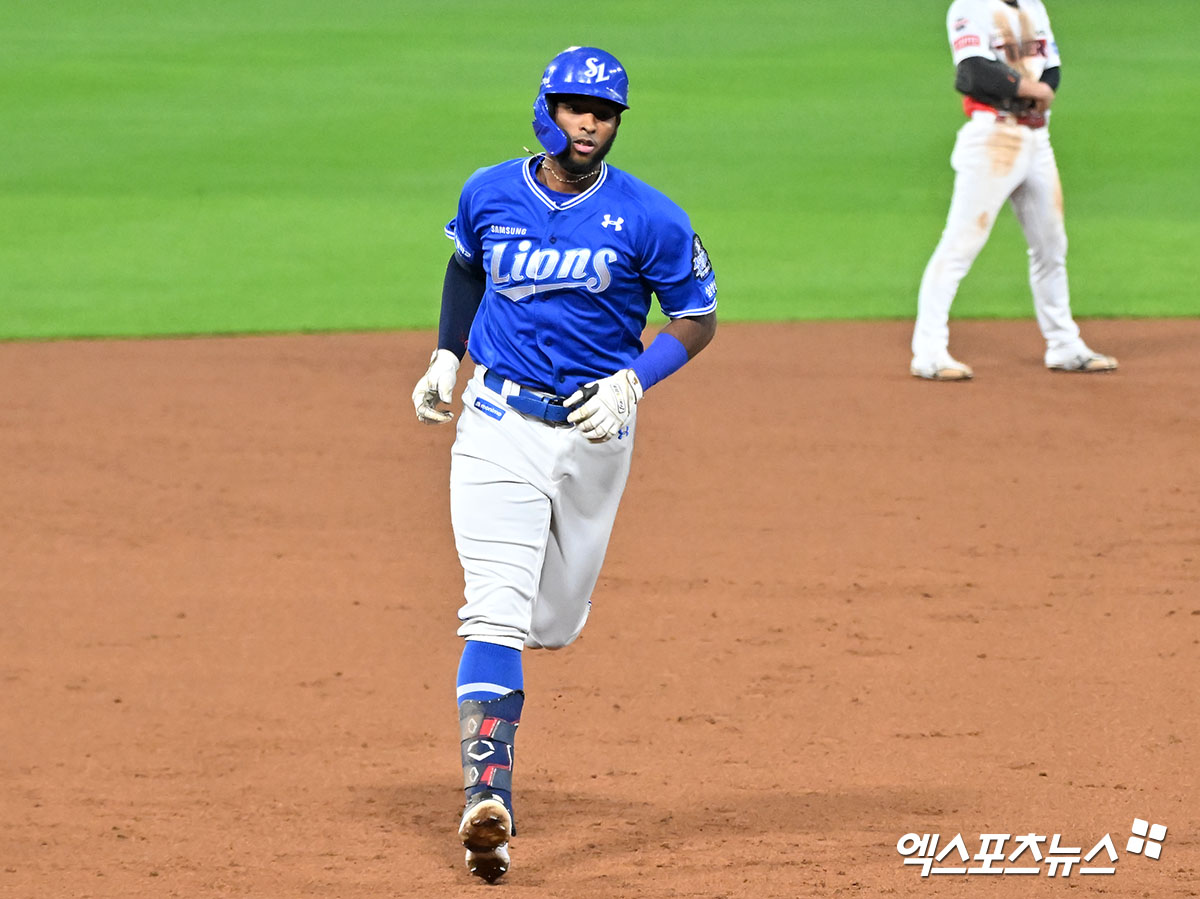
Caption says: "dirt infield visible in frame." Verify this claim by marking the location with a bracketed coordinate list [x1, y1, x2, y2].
[2, 319, 1197, 898]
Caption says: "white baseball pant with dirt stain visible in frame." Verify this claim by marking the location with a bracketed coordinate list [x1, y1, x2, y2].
[912, 109, 1084, 364]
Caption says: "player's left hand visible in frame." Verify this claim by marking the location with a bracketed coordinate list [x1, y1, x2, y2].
[565, 369, 643, 442]
[412, 348, 461, 424]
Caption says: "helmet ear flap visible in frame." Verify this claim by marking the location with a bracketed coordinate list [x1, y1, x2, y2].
[532, 92, 569, 156]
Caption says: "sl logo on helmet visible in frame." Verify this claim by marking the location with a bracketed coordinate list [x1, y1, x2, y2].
[584, 57, 612, 82]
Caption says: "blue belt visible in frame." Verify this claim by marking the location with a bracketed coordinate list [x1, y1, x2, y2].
[482, 370, 572, 424]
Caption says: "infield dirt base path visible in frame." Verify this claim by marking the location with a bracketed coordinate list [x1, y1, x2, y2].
[2, 319, 1197, 898]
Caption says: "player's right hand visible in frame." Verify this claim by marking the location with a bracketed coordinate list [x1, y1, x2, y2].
[412, 348, 461, 424]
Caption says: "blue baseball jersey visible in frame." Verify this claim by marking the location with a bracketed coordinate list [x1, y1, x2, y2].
[444, 156, 718, 396]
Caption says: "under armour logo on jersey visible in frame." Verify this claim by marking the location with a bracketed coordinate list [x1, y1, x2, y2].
[616, 425, 630, 440]
[601, 215, 623, 231]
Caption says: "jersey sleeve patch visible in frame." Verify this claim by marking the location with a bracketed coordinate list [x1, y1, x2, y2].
[691, 233, 712, 280]
[947, 0, 992, 63]
[445, 218, 475, 262]
[668, 231, 716, 315]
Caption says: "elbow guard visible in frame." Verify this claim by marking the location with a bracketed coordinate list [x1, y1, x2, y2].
[955, 57, 1020, 101]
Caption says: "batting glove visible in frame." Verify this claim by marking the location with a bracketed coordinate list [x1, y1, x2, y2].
[565, 369, 643, 442]
[412, 348, 461, 424]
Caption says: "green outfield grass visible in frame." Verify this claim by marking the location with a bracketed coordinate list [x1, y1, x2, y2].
[3, 0, 1197, 338]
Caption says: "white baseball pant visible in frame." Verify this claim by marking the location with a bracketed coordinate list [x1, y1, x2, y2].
[913, 111, 1087, 364]
[450, 369, 635, 651]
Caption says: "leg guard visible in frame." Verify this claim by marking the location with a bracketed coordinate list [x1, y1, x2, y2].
[459, 690, 523, 833]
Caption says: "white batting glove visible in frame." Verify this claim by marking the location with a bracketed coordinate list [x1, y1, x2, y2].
[565, 369, 643, 442]
[412, 348, 461, 424]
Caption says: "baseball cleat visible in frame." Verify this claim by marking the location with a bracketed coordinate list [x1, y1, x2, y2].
[910, 355, 974, 381]
[464, 844, 510, 883]
[1046, 351, 1118, 373]
[459, 793, 512, 882]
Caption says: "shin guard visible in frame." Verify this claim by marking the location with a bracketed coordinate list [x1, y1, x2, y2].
[459, 690, 523, 833]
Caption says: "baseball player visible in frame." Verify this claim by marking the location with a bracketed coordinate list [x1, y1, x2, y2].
[911, 0, 1118, 380]
[411, 46, 717, 883]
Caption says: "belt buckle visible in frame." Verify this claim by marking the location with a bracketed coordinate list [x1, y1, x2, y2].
[538, 394, 572, 426]
[504, 388, 571, 426]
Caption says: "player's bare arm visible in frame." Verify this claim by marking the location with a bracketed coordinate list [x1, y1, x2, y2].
[662, 311, 718, 359]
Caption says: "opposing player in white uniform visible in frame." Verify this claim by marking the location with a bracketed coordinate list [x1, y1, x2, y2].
[911, 0, 1118, 380]
[411, 46, 717, 883]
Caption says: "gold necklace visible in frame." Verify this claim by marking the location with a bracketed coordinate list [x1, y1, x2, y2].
[540, 157, 599, 185]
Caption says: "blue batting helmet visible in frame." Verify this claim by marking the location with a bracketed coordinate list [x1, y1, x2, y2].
[532, 46, 629, 156]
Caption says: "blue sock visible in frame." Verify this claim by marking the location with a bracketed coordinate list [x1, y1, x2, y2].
[456, 640, 523, 704]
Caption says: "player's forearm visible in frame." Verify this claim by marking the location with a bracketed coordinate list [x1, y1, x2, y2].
[1015, 74, 1054, 112]
[438, 254, 486, 360]
[630, 313, 716, 392]
[1015, 77, 1053, 100]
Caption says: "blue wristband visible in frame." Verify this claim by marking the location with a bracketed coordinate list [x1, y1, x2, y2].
[630, 332, 690, 392]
